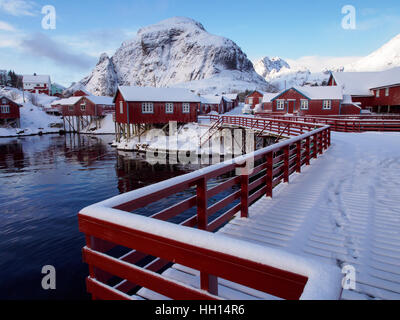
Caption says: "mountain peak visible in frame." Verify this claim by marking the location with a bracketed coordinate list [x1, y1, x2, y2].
[138, 17, 206, 35]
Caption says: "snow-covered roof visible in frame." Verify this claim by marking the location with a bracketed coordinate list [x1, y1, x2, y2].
[293, 86, 343, 100]
[85, 95, 114, 105]
[200, 95, 223, 104]
[117, 86, 201, 103]
[331, 67, 400, 96]
[50, 96, 82, 106]
[23, 75, 51, 84]
[0, 96, 21, 106]
[223, 93, 238, 100]
[262, 93, 278, 103]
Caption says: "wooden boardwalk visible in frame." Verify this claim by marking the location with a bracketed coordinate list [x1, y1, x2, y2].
[136, 132, 400, 300]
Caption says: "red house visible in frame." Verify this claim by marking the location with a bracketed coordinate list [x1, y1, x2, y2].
[329, 67, 400, 113]
[0, 96, 21, 128]
[260, 86, 360, 116]
[114, 86, 200, 124]
[200, 95, 232, 114]
[23, 74, 51, 95]
[223, 94, 239, 108]
[245, 90, 264, 109]
[61, 95, 114, 117]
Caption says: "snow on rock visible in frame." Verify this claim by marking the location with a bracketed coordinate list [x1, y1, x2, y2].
[69, 17, 271, 96]
[253, 56, 330, 91]
[345, 33, 400, 72]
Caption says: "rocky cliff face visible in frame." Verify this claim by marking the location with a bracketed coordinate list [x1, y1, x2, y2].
[69, 17, 270, 95]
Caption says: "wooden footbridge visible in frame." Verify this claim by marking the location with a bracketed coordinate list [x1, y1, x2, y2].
[78, 117, 345, 300]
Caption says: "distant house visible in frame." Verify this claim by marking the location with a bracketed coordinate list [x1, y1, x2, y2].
[114, 86, 200, 125]
[72, 89, 92, 97]
[328, 67, 400, 113]
[60, 95, 114, 117]
[245, 90, 265, 109]
[23, 74, 51, 95]
[223, 93, 239, 108]
[51, 83, 66, 97]
[257, 86, 361, 116]
[200, 95, 232, 114]
[0, 96, 21, 128]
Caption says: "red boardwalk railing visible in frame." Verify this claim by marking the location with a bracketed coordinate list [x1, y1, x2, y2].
[254, 114, 400, 132]
[78, 121, 342, 300]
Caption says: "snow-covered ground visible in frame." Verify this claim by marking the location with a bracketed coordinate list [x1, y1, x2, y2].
[0, 87, 63, 137]
[219, 131, 400, 300]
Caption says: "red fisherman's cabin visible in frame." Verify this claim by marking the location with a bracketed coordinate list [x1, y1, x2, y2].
[0, 96, 21, 128]
[245, 90, 264, 109]
[23, 74, 51, 95]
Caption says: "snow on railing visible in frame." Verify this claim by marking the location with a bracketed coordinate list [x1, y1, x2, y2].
[254, 114, 400, 132]
[78, 123, 340, 300]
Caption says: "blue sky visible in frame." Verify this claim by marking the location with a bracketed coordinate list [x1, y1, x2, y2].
[1, 0, 400, 86]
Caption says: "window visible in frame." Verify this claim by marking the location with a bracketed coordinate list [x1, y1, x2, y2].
[120, 101, 124, 114]
[142, 102, 154, 114]
[1, 98, 6, 104]
[259, 97, 263, 104]
[182, 103, 190, 113]
[276, 100, 285, 110]
[80, 104, 86, 111]
[248, 97, 253, 104]
[68, 106, 74, 112]
[376, 89, 380, 98]
[165, 103, 174, 114]
[300, 100, 309, 110]
[385, 88, 390, 97]
[1, 105, 9, 113]
[323, 100, 332, 110]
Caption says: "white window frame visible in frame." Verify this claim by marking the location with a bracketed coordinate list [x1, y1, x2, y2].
[182, 103, 190, 114]
[323, 100, 332, 110]
[276, 100, 285, 110]
[142, 102, 154, 114]
[300, 99, 309, 110]
[1, 98, 6, 104]
[259, 97, 263, 104]
[385, 88, 389, 97]
[80, 104, 86, 111]
[165, 103, 174, 114]
[68, 105, 74, 112]
[248, 97, 253, 104]
[376, 89, 380, 98]
[1, 105, 10, 113]
[119, 101, 124, 114]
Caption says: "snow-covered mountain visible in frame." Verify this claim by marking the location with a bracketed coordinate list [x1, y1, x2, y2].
[253, 56, 329, 91]
[253, 56, 290, 78]
[345, 33, 400, 71]
[68, 17, 270, 96]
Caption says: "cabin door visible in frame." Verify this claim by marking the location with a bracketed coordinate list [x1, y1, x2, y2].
[287, 100, 295, 114]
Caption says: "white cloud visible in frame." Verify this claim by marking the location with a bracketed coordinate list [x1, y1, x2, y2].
[0, 0, 37, 16]
[285, 55, 362, 72]
[0, 20, 15, 31]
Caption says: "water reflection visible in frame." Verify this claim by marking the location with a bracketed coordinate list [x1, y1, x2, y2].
[0, 133, 207, 300]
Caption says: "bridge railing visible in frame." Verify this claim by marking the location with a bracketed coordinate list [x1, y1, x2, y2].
[254, 114, 400, 132]
[78, 123, 341, 300]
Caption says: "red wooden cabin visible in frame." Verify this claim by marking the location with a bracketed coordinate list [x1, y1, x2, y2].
[245, 90, 264, 109]
[114, 86, 200, 125]
[0, 96, 21, 128]
[23, 74, 51, 95]
[223, 94, 239, 108]
[61, 95, 114, 117]
[73, 89, 91, 97]
[200, 95, 232, 114]
[329, 67, 400, 113]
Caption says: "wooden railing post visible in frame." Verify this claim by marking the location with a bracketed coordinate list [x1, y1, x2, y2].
[305, 137, 311, 165]
[296, 141, 302, 173]
[318, 132, 323, 155]
[197, 177, 208, 231]
[197, 177, 218, 295]
[240, 168, 249, 218]
[284, 145, 290, 183]
[313, 134, 318, 159]
[266, 152, 273, 198]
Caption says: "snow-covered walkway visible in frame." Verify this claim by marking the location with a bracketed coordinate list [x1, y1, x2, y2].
[218, 132, 400, 300]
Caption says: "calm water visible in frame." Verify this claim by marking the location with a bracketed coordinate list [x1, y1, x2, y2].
[0, 134, 208, 300]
